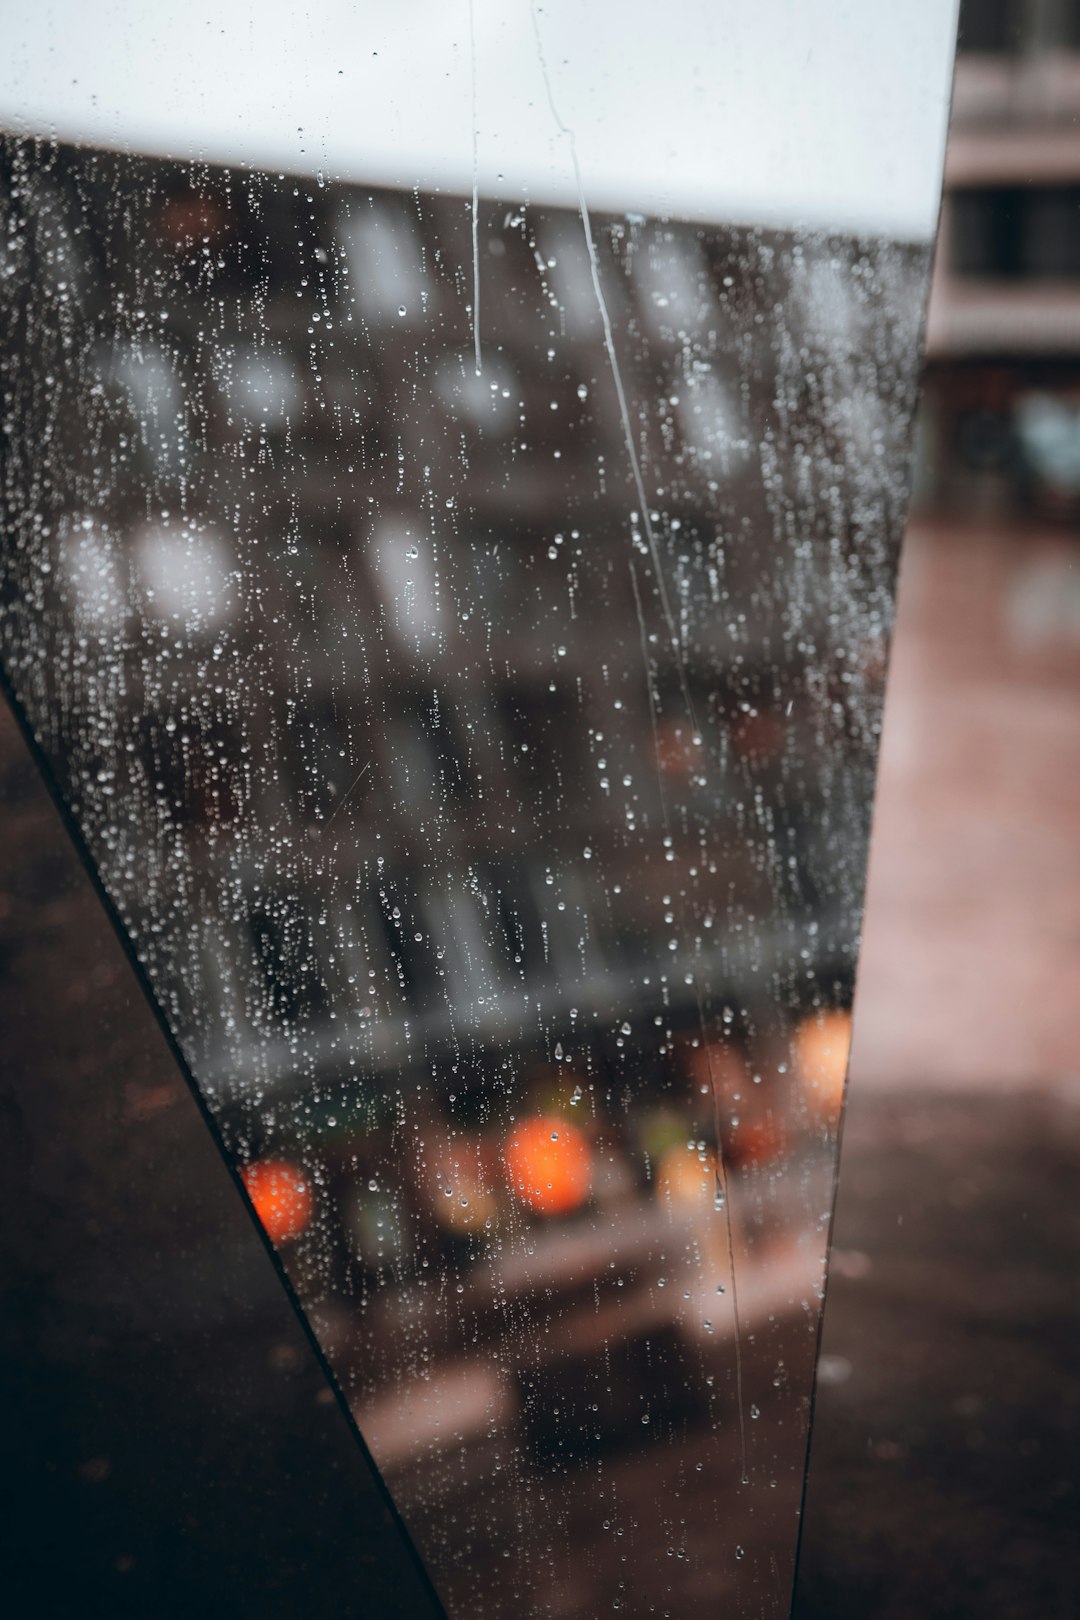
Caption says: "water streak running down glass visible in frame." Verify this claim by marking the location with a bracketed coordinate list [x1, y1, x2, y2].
[0, 5, 957, 1614]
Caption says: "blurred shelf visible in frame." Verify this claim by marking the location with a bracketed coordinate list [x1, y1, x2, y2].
[205, 911, 853, 1108]
[353, 1227, 822, 1469]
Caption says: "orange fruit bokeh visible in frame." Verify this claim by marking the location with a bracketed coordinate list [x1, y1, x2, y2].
[655, 1142, 718, 1210]
[794, 1009, 852, 1120]
[686, 1039, 748, 1099]
[241, 1158, 313, 1245]
[726, 1114, 788, 1169]
[504, 1115, 591, 1216]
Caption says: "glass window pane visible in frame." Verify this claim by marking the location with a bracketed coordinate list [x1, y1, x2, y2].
[0, 8, 957, 1613]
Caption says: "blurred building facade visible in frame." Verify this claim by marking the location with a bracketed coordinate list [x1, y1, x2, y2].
[921, 0, 1080, 516]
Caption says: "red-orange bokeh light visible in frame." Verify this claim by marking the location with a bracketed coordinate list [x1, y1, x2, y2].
[504, 1115, 591, 1216]
[241, 1158, 313, 1245]
[794, 1009, 852, 1121]
[726, 1114, 788, 1169]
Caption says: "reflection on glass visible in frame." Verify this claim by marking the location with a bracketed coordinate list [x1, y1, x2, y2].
[0, 16, 952, 1610]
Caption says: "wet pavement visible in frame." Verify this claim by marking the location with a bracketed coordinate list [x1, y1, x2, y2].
[796, 517, 1080, 1617]
[796, 1088, 1080, 1619]
[850, 518, 1080, 1091]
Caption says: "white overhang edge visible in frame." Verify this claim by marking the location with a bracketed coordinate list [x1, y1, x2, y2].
[0, 0, 958, 240]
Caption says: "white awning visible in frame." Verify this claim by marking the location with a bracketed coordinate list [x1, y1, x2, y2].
[0, 0, 957, 239]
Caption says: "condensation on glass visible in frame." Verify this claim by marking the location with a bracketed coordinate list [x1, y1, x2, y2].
[0, 21, 951, 1614]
